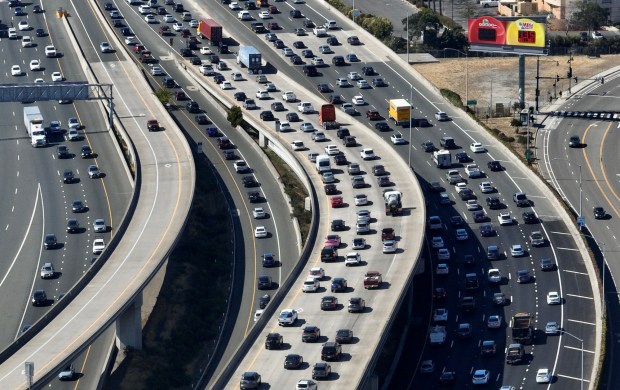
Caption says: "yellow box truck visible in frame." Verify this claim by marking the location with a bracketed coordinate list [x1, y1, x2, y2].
[388, 99, 411, 126]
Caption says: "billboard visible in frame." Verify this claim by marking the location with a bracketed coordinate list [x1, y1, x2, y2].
[468, 16, 547, 55]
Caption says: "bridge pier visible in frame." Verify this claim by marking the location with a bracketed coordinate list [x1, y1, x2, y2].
[115, 292, 143, 351]
[258, 130, 268, 148]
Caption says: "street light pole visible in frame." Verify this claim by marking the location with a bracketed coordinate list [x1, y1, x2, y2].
[408, 85, 413, 169]
[579, 163, 582, 223]
[560, 330, 584, 390]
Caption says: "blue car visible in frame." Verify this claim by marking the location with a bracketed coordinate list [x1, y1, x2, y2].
[206, 127, 219, 137]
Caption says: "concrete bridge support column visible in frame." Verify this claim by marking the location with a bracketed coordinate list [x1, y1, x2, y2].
[258, 130, 268, 148]
[115, 292, 143, 351]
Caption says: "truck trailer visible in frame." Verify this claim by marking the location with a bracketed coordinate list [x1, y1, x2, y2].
[511, 312, 534, 344]
[23, 106, 46, 147]
[388, 99, 411, 126]
[319, 104, 336, 125]
[237, 46, 262, 74]
[197, 19, 222, 45]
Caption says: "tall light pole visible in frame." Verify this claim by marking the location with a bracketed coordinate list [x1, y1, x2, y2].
[406, 11, 409, 64]
[560, 330, 584, 390]
[442, 48, 468, 107]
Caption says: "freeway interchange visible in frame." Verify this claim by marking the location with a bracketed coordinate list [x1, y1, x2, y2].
[0, 0, 606, 389]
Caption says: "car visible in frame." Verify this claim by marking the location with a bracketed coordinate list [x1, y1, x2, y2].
[240, 372, 261, 389]
[124, 36, 140, 46]
[88, 165, 101, 178]
[466, 199, 479, 210]
[421, 141, 435, 152]
[486, 196, 501, 210]
[487, 245, 500, 260]
[433, 308, 448, 322]
[57, 365, 75, 381]
[257, 275, 272, 290]
[324, 184, 337, 194]
[428, 183, 442, 194]
[92, 237, 106, 254]
[457, 152, 472, 162]
[324, 234, 341, 247]
[254, 226, 268, 238]
[100, 42, 113, 53]
[312, 131, 327, 142]
[530, 231, 545, 246]
[472, 210, 487, 223]
[352, 95, 365, 105]
[21, 35, 33, 48]
[470, 142, 485, 153]
[383, 239, 397, 253]
[547, 291, 561, 304]
[356, 221, 370, 234]
[487, 160, 503, 171]
[522, 211, 538, 223]
[322, 172, 335, 183]
[80, 145, 93, 158]
[436, 263, 449, 275]
[479, 182, 494, 193]
[435, 111, 449, 121]
[391, 133, 406, 144]
[510, 244, 524, 257]
[63, 169, 75, 183]
[56, 145, 70, 159]
[487, 314, 502, 329]
[420, 360, 434, 373]
[545, 321, 560, 335]
[487, 268, 502, 283]
[357, 79, 370, 89]
[594, 206, 606, 219]
[540, 257, 555, 270]
[536, 368, 552, 383]
[282, 353, 305, 371]
[11, 65, 22, 76]
[455, 228, 468, 240]
[360, 148, 375, 160]
[431, 236, 444, 248]
[345, 252, 361, 266]
[433, 287, 447, 301]
[456, 323, 472, 338]
[321, 295, 338, 311]
[569, 135, 580, 147]
[351, 238, 366, 250]
[51, 72, 63, 82]
[498, 212, 512, 225]
[479, 223, 495, 237]
[18, 20, 30, 31]
[40, 262, 55, 279]
[472, 369, 490, 385]
[374, 122, 390, 131]
[480, 342, 494, 355]
[253, 309, 264, 322]
[346, 53, 359, 62]
[372, 77, 387, 87]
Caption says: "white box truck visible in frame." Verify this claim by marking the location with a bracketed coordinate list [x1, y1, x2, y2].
[315, 154, 331, 173]
[23, 106, 46, 147]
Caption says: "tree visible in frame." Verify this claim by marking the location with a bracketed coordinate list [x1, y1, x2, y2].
[402, 9, 442, 42]
[437, 26, 468, 50]
[227, 106, 244, 128]
[362, 17, 393, 41]
[574, 0, 608, 32]
[459, 0, 478, 20]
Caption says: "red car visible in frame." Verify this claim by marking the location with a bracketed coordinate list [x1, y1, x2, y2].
[331, 196, 344, 208]
[366, 109, 380, 120]
[324, 234, 341, 247]
[381, 228, 395, 241]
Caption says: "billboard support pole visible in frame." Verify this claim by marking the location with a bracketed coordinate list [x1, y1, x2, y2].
[518, 55, 525, 108]
[535, 56, 540, 112]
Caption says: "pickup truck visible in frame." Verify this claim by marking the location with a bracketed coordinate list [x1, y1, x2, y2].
[363, 271, 382, 289]
[446, 169, 463, 184]
[429, 325, 446, 345]
[464, 164, 482, 178]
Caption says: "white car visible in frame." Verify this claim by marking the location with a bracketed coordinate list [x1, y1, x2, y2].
[455, 182, 467, 193]
[124, 36, 139, 45]
[435, 111, 449, 121]
[431, 236, 444, 248]
[437, 248, 450, 260]
[536, 368, 552, 383]
[390, 132, 406, 144]
[67, 129, 80, 141]
[510, 244, 524, 257]
[258, 11, 271, 19]
[234, 160, 249, 173]
[145, 15, 156, 23]
[436, 263, 449, 275]
[360, 148, 375, 160]
[472, 370, 490, 385]
[200, 47, 212, 55]
[498, 212, 512, 225]
[40, 262, 55, 279]
[487, 315, 502, 329]
[488, 269, 501, 283]
[68, 117, 80, 129]
[21, 36, 32, 47]
[253, 309, 264, 322]
[199, 64, 214, 75]
[8, 28, 17, 39]
[466, 200, 480, 210]
[93, 219, 106, 233]
[34, 78, 44, 84]
[163, 14, 174, 23]
[298, 102, 314, 113]
[309, 267, 325, 280]
[220, 81, 233, 90]
[229, 2, 241, 10]
[45, 45, 57, 57]
[279, 122, 292, 132]
[455, 228, 468, 240]
[345, 252, 361, 266]
[172, 22, 183, 31]
[470, 142, 485, 153]
[382, 239, 397, 253]
[254, 226, 268, 238]
[29, 60, 41, 71]
[302, 278, 320, 292]
[357, 79, 369, 89]
[93, 238, 106, 254]
[348, 71, 361, 80]
[291, 140, 305, 151]
[354, 194, 368, 206]
[88, 165, 101, 178]
[151, 66, 164, 76]
[433, 308, 448, 322]
[11, 65, 22, 76]
[231, 72, 243, 81]
[312, 57, 325, 66]
[18, 20, 29, 31]
[51, 72, 63, 82]
[256, 90, 269, 100]
[278, 309, 298, 326]
[253, 207, 266, 219]
[189, 19, 199, 28]
[352, 95, 365, 105]
[479, 181, 494, 193]
[324, 145, 340, 155]
[282, 91, 296, 102]
[547, 291, 561, 305]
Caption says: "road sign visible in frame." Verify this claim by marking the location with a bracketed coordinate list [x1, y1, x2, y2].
[466, 99, 477, 105]
[577, 216, 585, 227]
[352, 9, 361, 17]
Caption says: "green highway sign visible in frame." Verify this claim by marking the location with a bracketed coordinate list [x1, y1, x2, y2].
[466, 100, 477, 105]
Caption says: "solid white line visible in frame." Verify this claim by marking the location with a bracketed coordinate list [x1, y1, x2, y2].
[556, 374, 591, 382]
[563, 270, 589, 276]
[566, 293, 594, 300]
[564, 345, 595, 354]
[567, 318, 596, 326]
[556, 247, 579, 251]
[549, 231, 573, 235]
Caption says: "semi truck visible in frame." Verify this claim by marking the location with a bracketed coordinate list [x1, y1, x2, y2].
[433, 150, 451, 168]
[429, 326, 447, 345]
[383, 190, 403, 216]
[237, 46, 262, 74]
[512, 312, 534, 344]
[197, 19, 222, 45]
[388, 99, 411, 126]
[319, 104, 336, 126]
[23, 106, 46, 147]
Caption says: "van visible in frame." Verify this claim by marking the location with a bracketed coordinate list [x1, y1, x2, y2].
[138, 4, 150, 14]
[313, 28, 327, 37]
[316, 154, 331, 173]
[324, 20, 338, 29]
[256, 75, 268, 83]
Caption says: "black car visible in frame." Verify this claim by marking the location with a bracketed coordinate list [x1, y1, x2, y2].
[35, 28, 46, 37]
[321, 341, 342, 361]
[374, 122, 389, 131]
[190, 56, 202, 65]
[257, 275, 272, 290]
[540, 258, 555, 271]
[331, 219, 345, 231]
[334, 154, 347, 165]
[455, 152, 470, 163]
[163, 76, 176, 88]
[522, 211, 538, 224]
[302, 49, 314, 58]
[66, 219, 80, 233]
[486, 196, 501, 209]
[459, 188, 475, 200]
[463, 254, 475, 267]
[433, 287, 447, 301]
[104, 3, 114, 10]
[63, 169, 75, 183]
[329, 94, 344, 104]
[362, 66, 375, 75]
[421, 141, 435, 152]
[326, 36, 339, 45]
[265, 333, 283, 349]
[472, 210, 487, 222]
[303, 18, 314, 28]
[324, 184, 337, 194]
[335, 329, 353, 344]
[479, 223, 495, 237]
[312, 362, 331, 379]
[286, 112, 300, 122]
[569, 135, 581, 147]
[180, 48, 192, 57]
[439, 371, 456, 386]
[44, 234, 57, 249]
[72, 200, 86, 213]
[260, 111, 274, 121]
[57, 145, 70, 159]
[32, 289, 47, 306]
[274, 40, 285, 49]
[450, 215, 464, 227]
[428, 181, 443, 192]
[594, 206, 606, 219]
[234, 92, 247, 101]
[321, 296, 338, 310]
[487, 160, 503, 171]
[337, 128, 350, 139]
[262, 252, 276, 267]
[186, 101, 200, 113]
[372, 77, 386, 87]
[271, 102, 285, 111]
[120, 27, 133, 36]
[243, 176, 259, 187]
[317, 83, 331, 93]
[81, 145, 93, 158]
[302, 326, 321, 342]
[213, 74, 225, 84]
[284, 354, 303, 369]
[259, 294, 270, 309]
[456, 323, 472, 338]
[332, 56, 345, 66]
[344, 136, 356, 147]
[292, 40, 305, 49]
[195, 113, 209, 124]
[289, 9, 302, 17]
[290, 55, 303, 65]
[248, 191, 260, 203]
[320, 246, 337, 262]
